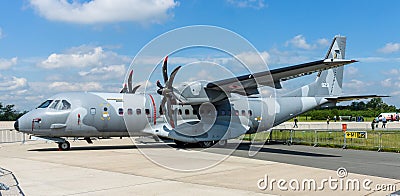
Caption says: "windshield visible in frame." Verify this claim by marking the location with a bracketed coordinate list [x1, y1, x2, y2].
[49, 100, 60, 109]
[37, 100, 53, 108]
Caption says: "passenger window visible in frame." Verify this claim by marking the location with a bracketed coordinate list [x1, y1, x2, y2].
[37, 100, 53, 108]
[118, 108, 123, 115]
[49, 100, 60, 109]
[136, 109, 142, 115]
[127, 108, 133, 115]
[90, 108, 96, 115]
[178, 109, 182, 115]
[235, 110, 239, 116]
[61, 100, 71, 110]
[241, 110, 246, 116]
[185, 109, 190, 115]
[248, 110, 253, 116]
[145, 109, 150, 115]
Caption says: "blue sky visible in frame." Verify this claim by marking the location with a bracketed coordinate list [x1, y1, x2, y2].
[1, 0, 400, 110]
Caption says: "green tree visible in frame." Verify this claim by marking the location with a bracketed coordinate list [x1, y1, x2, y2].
[0, 102, 26, 121]
[366, 98, 384, 109]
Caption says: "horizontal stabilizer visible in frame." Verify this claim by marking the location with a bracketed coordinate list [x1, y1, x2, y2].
[325, 95, 390, 102]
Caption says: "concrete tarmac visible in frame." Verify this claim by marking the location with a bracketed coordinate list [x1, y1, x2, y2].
[0, 138, 399, 196]
[202, 141, 400, 179]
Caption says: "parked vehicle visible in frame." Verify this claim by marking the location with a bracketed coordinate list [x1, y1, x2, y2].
[351, 116, 364, 122]
[377, 113, 399, 121]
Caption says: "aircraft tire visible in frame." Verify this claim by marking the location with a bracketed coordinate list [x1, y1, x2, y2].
[216, 140, 227, 147]
[174, 140, 187, 148]
[58, 141, 71, 151]
[199, 141, 213, 148]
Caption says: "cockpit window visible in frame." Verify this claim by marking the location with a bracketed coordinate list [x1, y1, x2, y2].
[37, 100, 53, 108]
[61, 100, 71, 110]
[49, 100, 60, 109]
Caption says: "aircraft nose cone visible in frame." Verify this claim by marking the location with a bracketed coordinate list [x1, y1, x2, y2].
[14, 120, 19, 132]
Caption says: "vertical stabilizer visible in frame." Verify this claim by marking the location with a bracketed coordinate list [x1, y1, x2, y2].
[285, 35, 346, 97]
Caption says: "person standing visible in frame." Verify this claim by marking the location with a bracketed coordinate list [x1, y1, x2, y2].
[371, 119, 376, 130]
[382, 117, 387, 128]
[293, 117, 298, 128]
[327, 116, 330, 125]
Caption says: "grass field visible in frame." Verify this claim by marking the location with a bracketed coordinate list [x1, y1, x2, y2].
[243, 130, 400, 152]
[288, 116, 377, 122]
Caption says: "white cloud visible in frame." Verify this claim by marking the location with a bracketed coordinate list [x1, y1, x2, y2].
[235, 51, 270, 66]
[387, 69, 400, 75]
[227, 0, 266, 9]
[79, 64, 126, 80]
[0, 75, 28, 91]
[0, 57, 18, 70]
[381, 78, 392, 87]
[37, 46, 130, 69]
[343, 79, 372, 91]
[344, 66, 358, 76]
[378, 42, 400, 53]
[48, 81, 103, 92]
[317, 38, 329, 46]
[286, 35, 315, 50]
[268, 48, 309, 65]
[285, 35, 329, 50]
[28, 0, 178, 24]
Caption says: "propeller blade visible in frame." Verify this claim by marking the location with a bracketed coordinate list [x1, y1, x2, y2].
[128, 70, 133, 93]
[131, 85, 141, 94]
[166, 66, 181, 89]
[156, 80, 163, 89]
[162, 56, 169, 83]
[120, 83, 128, 93]
[166, 97, 175, 128]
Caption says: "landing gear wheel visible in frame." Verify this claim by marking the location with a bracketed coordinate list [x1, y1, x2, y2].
[174, 140, 188, 148]
[216, 140, 227, 148]
[199, 141, 213, 148]
[58, 141, 71, 151]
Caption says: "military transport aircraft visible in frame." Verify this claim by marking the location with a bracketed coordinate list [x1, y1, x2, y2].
[14, 36, 381, 150]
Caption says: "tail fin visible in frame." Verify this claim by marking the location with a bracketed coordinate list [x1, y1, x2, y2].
[285, 35, 346, 97]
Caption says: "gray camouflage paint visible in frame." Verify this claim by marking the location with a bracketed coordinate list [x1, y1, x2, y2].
[16, 36, 347, 143]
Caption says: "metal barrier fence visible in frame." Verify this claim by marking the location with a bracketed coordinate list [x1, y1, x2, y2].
[0, 129, 27, 144]
[0, 121, 28, 144]
[263, 129, 400, 152]
[0, 167, 25, 196]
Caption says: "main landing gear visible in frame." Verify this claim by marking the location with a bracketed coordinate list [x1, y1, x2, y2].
[199, 140, 228, 148]
[57, 141, 71, 151]
[174, 140, 228, 148]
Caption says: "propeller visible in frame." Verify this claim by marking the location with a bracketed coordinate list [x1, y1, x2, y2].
[157, 56, 182, 128]
[120, 70, 141, 94]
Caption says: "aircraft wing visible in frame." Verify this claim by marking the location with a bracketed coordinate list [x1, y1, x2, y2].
[205, 59, 357, 95]
[325, 95, 390, 102]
